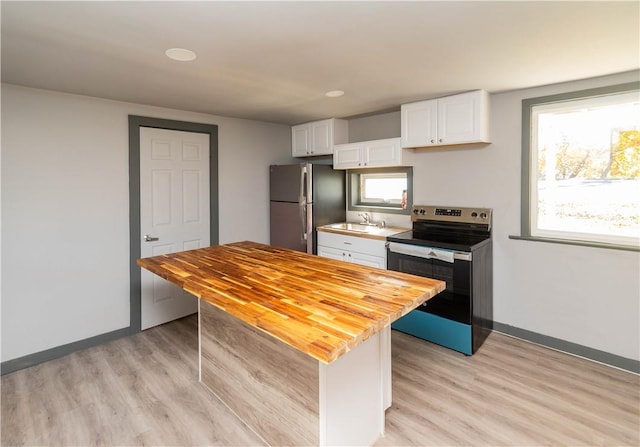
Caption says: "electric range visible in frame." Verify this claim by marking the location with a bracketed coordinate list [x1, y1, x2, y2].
[387, 205, 493, 355]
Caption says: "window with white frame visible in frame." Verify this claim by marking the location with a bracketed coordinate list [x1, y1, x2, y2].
[360, 172, 407, 206]
[348, 167, 412, 214]
[521, 83, 640, 249]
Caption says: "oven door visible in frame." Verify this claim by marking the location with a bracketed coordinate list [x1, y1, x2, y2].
[387, 243, 472, 324]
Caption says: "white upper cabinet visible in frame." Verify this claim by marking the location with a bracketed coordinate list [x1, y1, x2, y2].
[364, 138, 403, 167]
[401, 100, 438, 149]
[333, 142, 364, 169]
[292, 125, 311, 156]
[333, 137, 412, 170]
[401, 90, 490, 148]
[292, 118, 348, 157]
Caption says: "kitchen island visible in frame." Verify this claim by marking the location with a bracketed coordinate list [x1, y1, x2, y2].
[138, 241, 444, 446]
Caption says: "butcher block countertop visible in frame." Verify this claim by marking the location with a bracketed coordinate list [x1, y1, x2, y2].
[317, 223, 410, 241]
[137, 241, 445, 364]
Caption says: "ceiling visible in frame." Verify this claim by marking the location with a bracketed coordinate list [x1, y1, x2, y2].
[2, 1, 638, 125]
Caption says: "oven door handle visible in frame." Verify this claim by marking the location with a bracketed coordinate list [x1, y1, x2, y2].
[388, 242, 471, 262]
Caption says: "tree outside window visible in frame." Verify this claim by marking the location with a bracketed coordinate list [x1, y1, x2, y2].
[524, 84, 639, 249]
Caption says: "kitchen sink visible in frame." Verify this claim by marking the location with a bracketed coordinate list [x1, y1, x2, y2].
[328, 222, 379, 233]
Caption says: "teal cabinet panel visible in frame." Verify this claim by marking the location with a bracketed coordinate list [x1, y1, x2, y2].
[392, 310, 472, 355]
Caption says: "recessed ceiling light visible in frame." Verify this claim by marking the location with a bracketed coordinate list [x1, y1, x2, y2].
[325, 90, 345, 98]
[165, 48, 197, 62]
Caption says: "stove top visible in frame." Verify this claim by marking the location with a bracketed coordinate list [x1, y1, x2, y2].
[387, 230, 490, 251]
[387, 205, 492, 252]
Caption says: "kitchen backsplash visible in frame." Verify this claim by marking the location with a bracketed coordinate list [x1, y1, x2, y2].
[345, 210, 411, 228]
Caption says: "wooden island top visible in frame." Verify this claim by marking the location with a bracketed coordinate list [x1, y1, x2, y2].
[137, 240, 445, 364]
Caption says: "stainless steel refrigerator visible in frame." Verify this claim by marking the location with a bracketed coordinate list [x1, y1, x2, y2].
[270, 163, 346, 254]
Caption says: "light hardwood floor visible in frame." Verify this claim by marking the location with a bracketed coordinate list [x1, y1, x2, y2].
[2, 315, 638, 446]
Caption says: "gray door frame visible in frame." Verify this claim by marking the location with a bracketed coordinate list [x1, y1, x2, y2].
[129, 115, 219, 333]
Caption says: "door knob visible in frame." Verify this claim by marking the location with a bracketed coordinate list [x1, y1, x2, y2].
[144, 234, 159, 242]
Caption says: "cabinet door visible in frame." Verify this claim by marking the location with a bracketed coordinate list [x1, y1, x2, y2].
[317, 245, 346, 262]
[363, 138, 401, 167]
[292, 124, 310, 157]
[333, 143, 364, 169]
[311, 119, 333, 155]
[401, 100, 438, 148]
[437, 91, 483, 145]
[349, 251, 386, 269]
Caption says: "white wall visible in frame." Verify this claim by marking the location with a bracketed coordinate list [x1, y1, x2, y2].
[348, 111, 401, 143]
[1, 84, 292, 362]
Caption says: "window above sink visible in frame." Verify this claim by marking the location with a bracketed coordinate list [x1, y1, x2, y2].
[347, 167, 413, 215]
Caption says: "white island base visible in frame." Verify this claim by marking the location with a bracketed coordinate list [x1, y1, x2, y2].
[198, 299, 392, 446]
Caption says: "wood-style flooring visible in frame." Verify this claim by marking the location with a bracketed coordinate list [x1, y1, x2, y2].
[2, 315, 638, 446]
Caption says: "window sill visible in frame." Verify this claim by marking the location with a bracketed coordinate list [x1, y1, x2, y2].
[508, 235, 639, 252]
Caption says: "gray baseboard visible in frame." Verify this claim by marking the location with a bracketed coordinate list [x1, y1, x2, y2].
[1, 327, 131, 375]
[4, 322, 637, 375]
[493, 322, 639, 374]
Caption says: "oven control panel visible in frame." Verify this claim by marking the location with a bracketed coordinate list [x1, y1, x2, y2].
[435, 208, 462, 217]
[412, 205, 492, 226]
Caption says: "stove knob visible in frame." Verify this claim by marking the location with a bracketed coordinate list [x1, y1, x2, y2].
[471, 212, 478, 218]
[420, 209, 426, 214]
[413, 209, 420, 214]
[480, 212, 487, 219]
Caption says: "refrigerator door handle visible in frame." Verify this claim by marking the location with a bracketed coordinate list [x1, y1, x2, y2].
[299, 165, 307, 242]
[305, 165, 313, 254]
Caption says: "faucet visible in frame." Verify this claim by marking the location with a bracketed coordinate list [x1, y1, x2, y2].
[358, 212, 371, 224]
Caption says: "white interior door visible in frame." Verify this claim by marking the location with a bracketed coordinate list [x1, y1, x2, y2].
[140, 127, 210, 330]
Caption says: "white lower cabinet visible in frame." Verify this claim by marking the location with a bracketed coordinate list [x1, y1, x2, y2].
[317, 232, 386, 269]
[316, 245, 346, 262]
